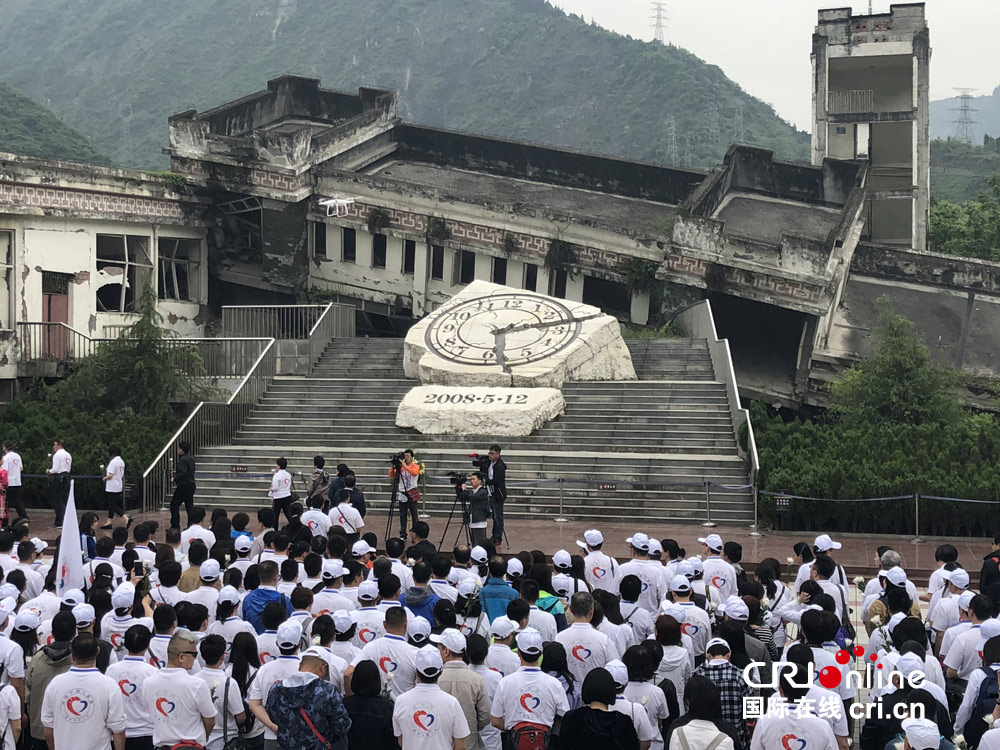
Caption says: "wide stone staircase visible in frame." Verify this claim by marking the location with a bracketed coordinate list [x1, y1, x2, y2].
[190, 337, 755, 526]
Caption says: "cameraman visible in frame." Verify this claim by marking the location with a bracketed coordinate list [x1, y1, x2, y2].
[484, 444, 507, 548]
[460, 472, 490, 546]
[388, 449, 421, 539]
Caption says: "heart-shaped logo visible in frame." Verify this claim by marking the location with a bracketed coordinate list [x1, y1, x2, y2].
[711, 576, 726, 589]
[66, 696, 89, 716]
[46, 634, 55, 645]
[359, 628, 375, 643]
[681, 622, 700, 636]
[459, 624, 472, 635]
[640, 581, 649, 592]
[149, 655, 163, 668]
[571, 645, 592, 662]
[379, 656, 399, 673]
[338, 516, 347, 525]
[307, 520, 319, 531]
[110, 633, 124, 648]
[260, 651, 273, 663]
[592, 567, 606, 579]
[519, 693, 541, 712]
[413, 710, 435, 730]
[781, 735, 807, 750]
[156, 697, 176, 716]
[117, 679, 137, 696]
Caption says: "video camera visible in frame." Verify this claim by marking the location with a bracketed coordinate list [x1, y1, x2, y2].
[388, 451, 405, 468]
[469, 452, 490, 472]
[447, 470, 468, 487]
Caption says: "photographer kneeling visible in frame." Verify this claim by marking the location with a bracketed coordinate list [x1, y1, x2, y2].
[460, 472, 490, 546]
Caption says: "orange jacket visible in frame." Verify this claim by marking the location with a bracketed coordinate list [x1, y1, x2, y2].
[389, 461, 420, 479]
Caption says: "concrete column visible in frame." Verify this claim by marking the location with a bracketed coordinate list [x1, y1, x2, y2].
[473, 251, 491, 282]
[630, 291, 650, 326]
[412, 242, 429, 317]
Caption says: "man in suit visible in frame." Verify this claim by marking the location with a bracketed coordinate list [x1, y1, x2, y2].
[485, 444, 507, 549]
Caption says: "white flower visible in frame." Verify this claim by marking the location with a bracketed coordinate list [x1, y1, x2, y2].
[954, 734, 968, 750]
[870, 615, 883, 627]
[760, 598, 770, 609]
[892, 742, 905, 750]
[853, 575, 865, 586]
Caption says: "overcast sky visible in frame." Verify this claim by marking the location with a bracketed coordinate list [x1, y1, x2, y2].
[548, 0, 999, 132]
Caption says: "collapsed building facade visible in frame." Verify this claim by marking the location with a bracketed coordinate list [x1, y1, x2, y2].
[0, 2, 993, 407]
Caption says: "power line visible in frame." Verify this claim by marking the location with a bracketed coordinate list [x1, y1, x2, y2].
[952, 88, 977, 144]
[650, 2, 667, 45]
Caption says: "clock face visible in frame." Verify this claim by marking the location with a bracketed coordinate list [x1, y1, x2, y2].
[424, 293, 582, 367]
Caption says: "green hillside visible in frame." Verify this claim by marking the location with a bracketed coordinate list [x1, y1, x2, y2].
[931, 137, 1000, 204]
[0, 0, 808, 169]
[0, 82, 111, 165]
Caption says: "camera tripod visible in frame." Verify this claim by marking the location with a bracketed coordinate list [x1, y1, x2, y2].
[438, 488, 472, 549]
[383, 469, 402, 545]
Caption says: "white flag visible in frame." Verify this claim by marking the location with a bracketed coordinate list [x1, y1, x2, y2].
[56, 480, 84, 596]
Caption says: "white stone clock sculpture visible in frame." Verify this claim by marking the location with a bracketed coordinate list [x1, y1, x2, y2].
[396, 280, 636, 436]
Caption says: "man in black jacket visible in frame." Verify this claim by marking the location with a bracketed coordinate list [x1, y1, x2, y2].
[485, 444, 507, 548]
[981, 533, 1000, 590]
[461, 472, 490, 546]
[170, 440, 196, 530]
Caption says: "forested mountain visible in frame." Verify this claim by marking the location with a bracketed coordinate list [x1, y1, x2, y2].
[0, 0, 808, 169]
[0, 83, 111, 165]
[931, 86, 1000, 145]
[931, 137, 1000, 204]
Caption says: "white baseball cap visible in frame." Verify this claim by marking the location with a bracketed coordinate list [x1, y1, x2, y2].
[457, 579, 478, 598]
[352, 540, 374, 557]
[606, 659, 628, 688]
[706, 637, 731, 654]
[648, 539, 663, 557]
[14, 609, 39, 632]
[687, 557, 704, 574]
[979, 618, 1000, 651]
[551, 574, 573, 597]
[470, 546, 488, 564]
[626, 533, 650, 552]
[234, 535, 253, 553]
[698, 534, 723, 551]
[552, 550, 572, 569]
[814, 534, 842, 551]
[516, 627, 543, 655]
[0, 585, 18, 602]
[276, 620, 303, 649]
[576, 529, 603, 549]
[943, 568, 970, 590]
[430, 627, 466, 654]
[491, 616, 517, 639]
[218, 585, 240, 605]
[958, 590, 976, 611]
[885, 567, 907, 587]
[72, 603, 96, 627]
[887, 612, 907, 634]
[357, 580, 379, 601]
[901, 718, 941, 750]
[506, 559, 523, 577]
[199, 559, 221, 581]
[30, 537, 48, 554]
[111, 583, 136, 610]
[415, 644, 444, 677]
[62, 588, 86, 606]
[322, 559, 345, 580]
[407, 616, 432, 643]
[669, 574, 691, 592]
[895, 653, 925, 680]
[676, 561, 694, 579]
[0, 597, 17, 623]
[660, 602, 686, 623]
[720, 596, 749, 622]
[332, 610, 357, 634]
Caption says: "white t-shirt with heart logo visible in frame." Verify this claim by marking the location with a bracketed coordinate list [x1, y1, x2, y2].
[555, 622, 619, 684]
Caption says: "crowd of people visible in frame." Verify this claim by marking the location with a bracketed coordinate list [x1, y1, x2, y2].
[2, 445, 1000, 750]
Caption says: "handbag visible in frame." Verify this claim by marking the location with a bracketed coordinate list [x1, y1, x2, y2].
[405, 488, 421, 503]
[222, 676, 252, 750]
[836, 584, 857, 642]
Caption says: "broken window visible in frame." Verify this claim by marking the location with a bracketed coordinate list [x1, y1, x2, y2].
[342, 228, 356, 263]
[551, 269, 568, 299]
[492, 257, 507, 286]
[313, 222, 327, 259]
[523, 263, 538, 292]
[402, 240, 416, 275]
[430, 245, 444, 281]
[372, 234, 387, 269]
[0, 231, 12, 329]
[157, 238, 200, 302]
[96, 234, 153, 313]
[453, 250, 475, 286]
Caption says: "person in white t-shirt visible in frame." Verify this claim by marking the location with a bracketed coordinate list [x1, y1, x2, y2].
[0, 680, 18, 750]
[248, 620, 302, 748]
[485, 617, 521, 677]
[105, 624, 159, 747]
[618, 534, 666, 613]
[945, 597, 998, 680]
[751, 663, 837, 750]
[351, 606, 418, 699]
[0, 598, 24, 699]
[577, 529, 620, 594]
[329, 489, 365, 539]
[45, 439, 72, 529]
[700, 534, 738, 605]
[1, 442, 26, 523]
[101, 445, 129, 529]
[187, 560, 225, 625]
[555, 592, 619, 684]
[490, 628, 569, 732]
[178, 507, 216, 555]
[41, 633, 127, 750]
[142, 630, 216, 748]
[207, 586, 256, 663]
[606, 659, 659, 749]
[198, 634, 247, 750]
[393, 646, 471, 750]
[268, 458, 294, 524]
[301, 494, 332, 538]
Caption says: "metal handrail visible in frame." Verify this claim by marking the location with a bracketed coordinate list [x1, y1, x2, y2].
[307, 303, 356, 369]
[140, 338, 277, 514]
[222, 305, 327, 339]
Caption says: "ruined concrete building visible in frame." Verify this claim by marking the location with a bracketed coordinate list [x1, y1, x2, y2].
[0, 3, 994, 406]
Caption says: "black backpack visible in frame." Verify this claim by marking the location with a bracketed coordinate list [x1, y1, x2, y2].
[964, 666, 999, 749]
